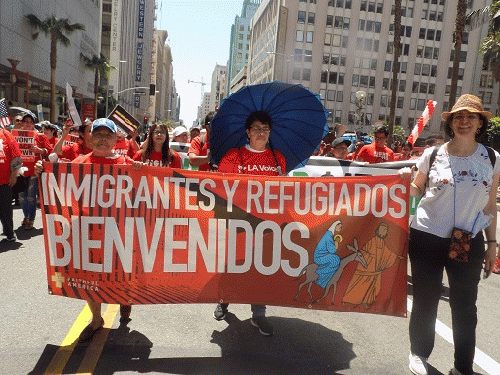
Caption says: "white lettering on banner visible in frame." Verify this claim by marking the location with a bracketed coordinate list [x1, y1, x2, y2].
[41, 173, 407, 218]
[45, 215, 310, 277]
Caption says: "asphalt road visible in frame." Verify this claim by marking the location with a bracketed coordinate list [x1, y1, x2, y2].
[1, 207, 499, 375]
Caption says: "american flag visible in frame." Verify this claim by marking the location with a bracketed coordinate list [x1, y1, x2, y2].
[0, 98, 12, 129]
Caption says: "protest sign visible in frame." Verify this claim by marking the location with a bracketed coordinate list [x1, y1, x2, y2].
[108, 104, 141, 135]
[11, 129, 36, 163]
[40, 163, 409, 317]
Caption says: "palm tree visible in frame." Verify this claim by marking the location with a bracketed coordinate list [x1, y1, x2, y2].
[25, 15, 85, 123]
[82, 53, 115, 119]
[388, 0, 402, 146]
[448, 0, 468, 113]
[480, 32, 500, 114]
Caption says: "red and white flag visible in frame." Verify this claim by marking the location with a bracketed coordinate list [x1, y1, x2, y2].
[0, 98, 12, 129]
[407, 100, 437, 145]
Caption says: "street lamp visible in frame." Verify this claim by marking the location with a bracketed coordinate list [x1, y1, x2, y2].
[355, 90, 366, 141]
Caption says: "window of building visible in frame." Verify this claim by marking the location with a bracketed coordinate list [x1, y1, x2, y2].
[368, 2, 376, 12]
[319, 89, 326, 100]
[322, 53, 330, 64]
[422, 64, 430, 76]
[296, 30, 304, 42]
[308, 12, 315, 25]
[364, 39, 373, 51]
[339, 73, 345, 84]
[333, 34, 342, 47]
[328, 90, 336, 101]
[422, 10, 428, 20]
[366, 20, 374, 32]
[433, 48, 439, 59]
[429, 83, 435, 94]
[397, 97, 404, 109]
[417, 99, 426, 111]
[380, 95, 388, 107]
[340, 55, 346, 66]
[399, 80, 406, 92]
[383, 78, 389, 90]
[359, 19, 365, 30]
[414, 63, 421, 75]
[420, 83, 428, 94]
[335, 16, 344, 28]
[337, 91, 344, 102]
[304, 50, 312, 62]
[371, 59, 378, 70]
[416, 45, 423, 57]
[342, 36, 349, 48]
[331, 54, 339, 65]
[412, 82, 419, 93]
[429, 11, 437, 21]
[360, 75, 369, 87]
[410, 98, 416, 110]
[384, 61, 392, 72]
[302, 69, 311, 81]
[401, 62, 407, 73]
[329, 71, 338, 84]
[352, 74, 359, 87]
[375, 21, 382, 33]
[298, 11, 306, 24]
[376, 3, 383, 13]
[387, 42, 394, 54]
[436, 30, 441, 41]
[419, 28, 426, 39]
[437, 12, 443, 22]
[360, 1, 367, 11]
[292, 68, 301, 80]
[408, 118, 415, 129]
[327, 15, 334, 27]
[321, 70, 328, 83]
[369, 76, 376, 88]
[306, 31, 314, 43]
[484, 92, 492, 104]
[324, 33, 332, 46]
[345, 0, 352, 8]
[427, 29, 435, 40]
[431, 65, 437, 77]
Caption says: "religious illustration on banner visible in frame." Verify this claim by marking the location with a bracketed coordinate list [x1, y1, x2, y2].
[40, 163, 410, 317]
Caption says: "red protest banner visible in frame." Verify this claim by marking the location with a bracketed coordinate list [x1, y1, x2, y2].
[11, 129, 36, 163]
[39, 163, 410, 317]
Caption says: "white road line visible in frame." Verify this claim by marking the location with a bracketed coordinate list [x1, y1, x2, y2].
[407, 298, 500, 375]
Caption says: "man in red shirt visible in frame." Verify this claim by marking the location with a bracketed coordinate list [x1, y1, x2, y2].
[188, 112, 215, 171]
[356, 125, 394, 164]
[0, 129, 22, 242]
[36, 118, 144, 342]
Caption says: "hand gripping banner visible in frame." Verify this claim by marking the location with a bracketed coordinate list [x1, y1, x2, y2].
[39, 163, 410, 317]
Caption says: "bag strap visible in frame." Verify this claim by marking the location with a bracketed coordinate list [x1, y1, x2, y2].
[485, 145, 496, 168]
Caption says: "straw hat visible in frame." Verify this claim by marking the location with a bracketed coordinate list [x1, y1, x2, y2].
[442, 94, 493, 121]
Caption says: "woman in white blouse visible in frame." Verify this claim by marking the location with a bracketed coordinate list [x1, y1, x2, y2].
[400, 94, 500, 375]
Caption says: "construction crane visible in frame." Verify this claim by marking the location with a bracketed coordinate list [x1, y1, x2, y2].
[188, 78, 208, 108]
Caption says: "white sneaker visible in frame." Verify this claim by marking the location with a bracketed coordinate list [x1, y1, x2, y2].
[409, 353, 429, 375]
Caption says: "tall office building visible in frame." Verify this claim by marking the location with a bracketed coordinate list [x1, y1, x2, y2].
[0, 0, 101, 122]
[101, 0, 156, 121]
[209, 64, 228, 111]
[228, 0, 261, 94]
[248, 0, 498, 137]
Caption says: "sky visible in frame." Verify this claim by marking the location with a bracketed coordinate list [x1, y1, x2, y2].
[157, 0, 246, 127]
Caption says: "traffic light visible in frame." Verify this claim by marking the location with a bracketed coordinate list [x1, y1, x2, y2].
[149, 84, 156, 96]
[144, 116, 148, 125]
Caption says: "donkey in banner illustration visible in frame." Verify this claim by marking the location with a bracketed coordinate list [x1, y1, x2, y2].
[294, 238, 368, 304]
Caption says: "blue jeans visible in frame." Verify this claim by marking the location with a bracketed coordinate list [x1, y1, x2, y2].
[409, 228, 484, 375]
[19, 176, 38, 221]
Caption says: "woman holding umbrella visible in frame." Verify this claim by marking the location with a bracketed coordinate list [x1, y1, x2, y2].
[213, 111, 286, 336]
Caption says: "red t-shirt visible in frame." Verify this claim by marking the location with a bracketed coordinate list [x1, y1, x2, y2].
[61, 142, 93, 161]
[46, 136, 58, 154]
[113, 138, 136, 158]
[12, 130, 51, 176]
[0, 130, 22, 185]
[132, 149, 181, 168]
[188, 134, 210, 171]
[73, 153, 131, 165]
[218, 146, 286, 176]
[357, 144, 394, 164]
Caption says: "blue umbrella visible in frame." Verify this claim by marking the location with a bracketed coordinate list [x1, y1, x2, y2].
[209, 81, 329, 173]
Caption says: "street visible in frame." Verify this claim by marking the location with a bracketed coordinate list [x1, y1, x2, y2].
[1, 207, 500, 375]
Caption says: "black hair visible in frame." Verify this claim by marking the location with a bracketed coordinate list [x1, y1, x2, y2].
[373, 124, 389, 136]
[204, 111, 216, 128]
[144, 123, 172, 166]
[245, 111, 273, 131]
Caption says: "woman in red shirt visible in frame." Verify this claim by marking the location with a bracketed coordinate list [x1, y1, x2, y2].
[213, 111, 286, 336]
[133, 123, 181, 168]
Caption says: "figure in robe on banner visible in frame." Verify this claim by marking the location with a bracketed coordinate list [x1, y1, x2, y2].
[313, 220, 343, 288]
[342, 222, 403, 307]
